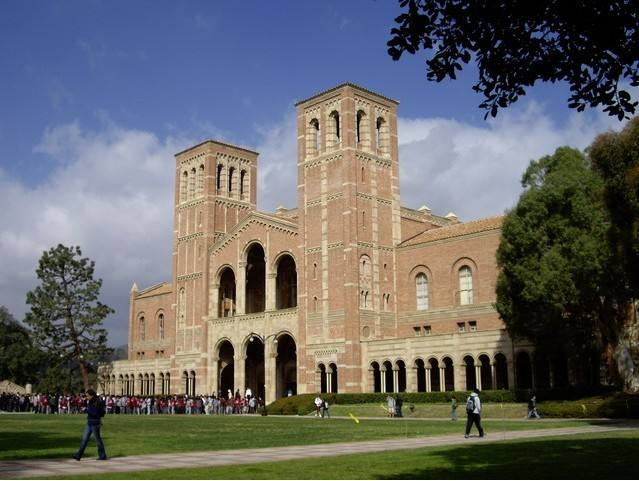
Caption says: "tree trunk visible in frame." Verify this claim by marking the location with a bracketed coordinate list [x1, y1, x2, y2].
[79, 358, 90, 391]
[613, 302, 639, 392]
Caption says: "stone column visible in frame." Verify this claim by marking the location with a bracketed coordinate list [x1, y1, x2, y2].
[407, 366, 417, 393]
[327, 371, 333, 393]
[425, 367, 431, 392]
[381, 368, 387, 393]
[265, 342, 277, 403]
[210, 357, 219, 396]
[439, 367, 446, 392]
[236, 261, 246, 315]
[234, 355, 246, 395]
[475, 365, 482, 391]
[393, 369, 399, 393]
[491, 363, 497, 390]
[210, 283, 220, 318]
[266, 272, 277, 311]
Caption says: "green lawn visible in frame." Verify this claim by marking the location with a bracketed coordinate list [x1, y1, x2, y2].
[52, 430, 639, 479]
[0, 413, 589, 461]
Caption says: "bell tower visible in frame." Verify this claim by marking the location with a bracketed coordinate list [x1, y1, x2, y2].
[295, 84, 401, 393]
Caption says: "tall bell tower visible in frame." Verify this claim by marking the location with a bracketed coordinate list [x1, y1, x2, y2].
[295, 84, 401, 393]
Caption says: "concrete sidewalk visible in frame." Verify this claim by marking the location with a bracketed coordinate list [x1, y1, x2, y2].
[0, 424, 634, 479]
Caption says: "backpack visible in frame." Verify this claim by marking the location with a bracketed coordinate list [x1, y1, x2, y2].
[465, 396, 475, 414]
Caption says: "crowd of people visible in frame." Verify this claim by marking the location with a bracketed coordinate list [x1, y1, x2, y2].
[0, 390, 265, 415]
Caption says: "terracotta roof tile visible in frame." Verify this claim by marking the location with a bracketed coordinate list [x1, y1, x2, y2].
[400, 216, 504, 247]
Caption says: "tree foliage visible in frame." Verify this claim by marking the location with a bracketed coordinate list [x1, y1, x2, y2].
[590, 118, 639, 391]
[25, 244, 113, 390]
[388, 0, 639, 119]
[495, 147, 610, 384]
[0, 306, 43, 386]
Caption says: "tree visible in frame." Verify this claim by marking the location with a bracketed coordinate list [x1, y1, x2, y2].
[25, 245, 113, 390]
[590, 117, 639, 391]
[387, 0, 639, 119]
[0, 305, 43, 386]
[495, 147, 612, 386]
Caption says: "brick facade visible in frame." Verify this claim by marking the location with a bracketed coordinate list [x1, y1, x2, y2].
[102, 84, 547, 400]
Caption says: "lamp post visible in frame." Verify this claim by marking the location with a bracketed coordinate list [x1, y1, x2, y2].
[248, 332, 278, 404]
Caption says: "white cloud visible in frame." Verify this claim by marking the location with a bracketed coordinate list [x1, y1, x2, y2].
[0, 101, 625, 347]
[398, 102, 625, 220]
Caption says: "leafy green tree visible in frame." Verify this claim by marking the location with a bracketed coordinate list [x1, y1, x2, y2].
[387, 0, 639, 119]
[25, 245, 113, 390]
[495, 147, 611, 385]
[590, 118, 639, 391]
[0, 306, 43, 386]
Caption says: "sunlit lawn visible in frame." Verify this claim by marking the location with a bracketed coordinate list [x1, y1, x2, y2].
[0, 413, 590, 461]
[51, 430, 639, 479]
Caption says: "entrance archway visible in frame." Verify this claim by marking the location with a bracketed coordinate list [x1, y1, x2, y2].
[464, 355, 476, 390]
[246, 244, 265, 313]
[276, 333, 297, 398]
[218, 340, 235, 396]
[245, 336, 265, 400]
[479, 354, 492, 390]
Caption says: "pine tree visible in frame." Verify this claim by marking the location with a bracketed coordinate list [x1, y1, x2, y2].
[25, 244, 113, 390]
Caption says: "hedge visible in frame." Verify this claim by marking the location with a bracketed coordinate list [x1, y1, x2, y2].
[265, 389, 639, 418]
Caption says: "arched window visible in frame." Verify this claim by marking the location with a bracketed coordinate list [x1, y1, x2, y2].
[362, 210, 366, 228]
[313, 262, 317, 280]
[459, 266, 473, 305]
[228, 167, 235, 197]
[188, 167, 196, 199]
[308, 118, 320, 155]
[313, 296, 318, 313]
[356, 109, 370, 149]
[240, 170, 247, 200]
[383, 293, 390, 311]
[376, 116, 389, 155]
[216, 163, 224, 192]
[328, 110, 340, 148]
[197, 164, 205, 195]
[178, 288, 186, 328]
[158, 313, 165, 340]
[361, 165, 365, 182]
[416, 273, 429, 310]
[138, 316, 145, 341]
[180, 171, 188, 203]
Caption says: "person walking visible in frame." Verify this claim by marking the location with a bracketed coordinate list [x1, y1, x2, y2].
[314, 394, 323, 417]
[527, 395, 541, 419]
[450, 396, 458, 421]
[464, 390, 484, 438]
[72, 389, 107, 461]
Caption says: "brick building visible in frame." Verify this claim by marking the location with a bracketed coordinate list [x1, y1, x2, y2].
[102, 83, 556, 400]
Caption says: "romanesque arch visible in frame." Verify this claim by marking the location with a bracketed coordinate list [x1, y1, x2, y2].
[478, 354, 492, 390]
[217, 339, 235, 396]
[442, 356, 455, 391]
[218, 266, 236, 317]
[245, 243, 265, 313]
[370, 361, 381, 392]
[464, 355, 476, 390]
[415, 359, 426, 392]
[275, 254, 297, 309]
[245, 334, 265, 400]
[276, 333, 297, 398]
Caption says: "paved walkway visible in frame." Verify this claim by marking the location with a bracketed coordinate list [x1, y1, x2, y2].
[0, 423, 635, 479]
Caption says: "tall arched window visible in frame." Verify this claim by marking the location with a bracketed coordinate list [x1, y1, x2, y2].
[356, 109, 370, 149]
[328, 110, 340, 148]
[180, 171, 188, 203]
[228, 167, 235, 197]
[158, 313, 165, 340]
[197, 164, 205, 195]
[376, 116, 389, 155]
[459, 266, 473, 305]
[216, 163, 224, 192]
[188, 167, 196, 199]
[308, 118, 320, 155]
[416, 273, 429, 310]
[240, 170, 247, 200]
[178, 288, 186, 327]
[139, 316, 145, 341]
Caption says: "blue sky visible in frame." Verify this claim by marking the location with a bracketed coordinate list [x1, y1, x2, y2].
[0, 1, 626, 346]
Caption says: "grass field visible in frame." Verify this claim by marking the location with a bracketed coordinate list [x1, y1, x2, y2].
[327, 402, 530, 419]
[50, 430, 639, 479]
[0, 413, 590, 461]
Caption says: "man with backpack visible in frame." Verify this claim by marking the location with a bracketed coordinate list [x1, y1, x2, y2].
[464, 389, 484, 438]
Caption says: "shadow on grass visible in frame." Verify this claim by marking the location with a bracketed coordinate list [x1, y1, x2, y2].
[0, 431, 79, 457]
[374, 435, 639, 479]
